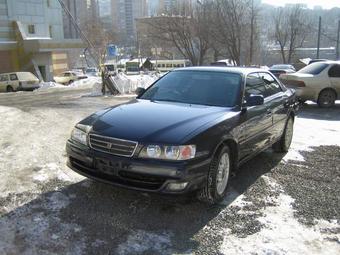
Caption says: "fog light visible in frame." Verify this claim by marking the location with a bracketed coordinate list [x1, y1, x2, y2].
[167, 182, 188, 191]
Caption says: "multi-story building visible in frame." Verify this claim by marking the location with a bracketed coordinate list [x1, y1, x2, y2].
[111, 0, 147, 45]
[0, 0, 84, 81]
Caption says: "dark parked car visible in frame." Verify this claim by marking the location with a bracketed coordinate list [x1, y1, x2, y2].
[66, 67, 298, 204]
[269, 64, 296, 78]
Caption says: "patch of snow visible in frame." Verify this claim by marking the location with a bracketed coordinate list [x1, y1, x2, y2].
[283, 112, 340, 162]
[116, 230, 173, 255]
[220, 190, 340, 255]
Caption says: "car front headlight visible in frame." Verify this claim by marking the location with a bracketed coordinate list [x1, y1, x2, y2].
[139, 145, 196, 160]
[71, 124, 91, 145]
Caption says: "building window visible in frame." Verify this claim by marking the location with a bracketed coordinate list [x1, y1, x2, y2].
[47, 0, 50, 7]
[49, 25, 53, 38]
[28, 25, 35, 34]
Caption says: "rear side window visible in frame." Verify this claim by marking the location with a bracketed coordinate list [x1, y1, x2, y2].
[0, 74, 8, 81]
[64, 72, 71, 77]
[298, 63, 328, 75]
[259, 72, 282, 97]
[245, 73, 266, 99]
[328, 65, 340, 78]
[10, 74, 18, 81]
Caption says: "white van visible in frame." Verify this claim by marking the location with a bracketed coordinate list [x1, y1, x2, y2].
[0, 72, 40, 92]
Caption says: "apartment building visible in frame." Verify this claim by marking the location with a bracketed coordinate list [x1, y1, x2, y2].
[0, 0, 84, 81]
[111, 0, 147, 45]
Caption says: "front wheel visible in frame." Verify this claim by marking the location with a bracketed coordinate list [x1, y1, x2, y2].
[198, 146, 231, 204]
[317, 89, 336, 108]
[273, 116, 294, 153]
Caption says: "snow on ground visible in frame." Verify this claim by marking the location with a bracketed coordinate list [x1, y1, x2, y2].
[283, 101, 340, 162]
[220, 178, 340, 255]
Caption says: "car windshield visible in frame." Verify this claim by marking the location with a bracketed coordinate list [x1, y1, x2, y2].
[140, 70, 242, 107]
[298, 63, 328, 75]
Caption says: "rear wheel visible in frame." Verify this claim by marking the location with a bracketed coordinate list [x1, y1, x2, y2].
[68, 80, 74, 85]
[273, 116, 294, 153]
[6, 86, 14, 92]
[317, 89, 336, 108]
[198, 146, 231, 204]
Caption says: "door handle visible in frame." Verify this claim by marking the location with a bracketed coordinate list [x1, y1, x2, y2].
[266, 109, 272, 116]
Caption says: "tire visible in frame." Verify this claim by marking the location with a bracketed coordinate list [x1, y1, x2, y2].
[273, 116, 294, 153]
[68, 80, 74, 85]
[317, 89, 336, 108]
[198, 146, 231, 204]
[6, 86, 14, 92]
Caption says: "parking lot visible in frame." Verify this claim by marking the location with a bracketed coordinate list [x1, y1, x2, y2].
[0, 88, 339, 254]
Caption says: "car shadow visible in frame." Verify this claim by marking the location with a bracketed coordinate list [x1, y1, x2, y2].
[298, 102, 340, 121]
[0, 150, 285, 254]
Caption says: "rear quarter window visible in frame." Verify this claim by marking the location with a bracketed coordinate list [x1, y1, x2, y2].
[298, 63, 328, 75]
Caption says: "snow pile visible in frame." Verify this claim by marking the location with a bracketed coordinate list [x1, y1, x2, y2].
[35, 75, 158, 96]
[37, 81, 65, 90]
[113, 73, 159, 94]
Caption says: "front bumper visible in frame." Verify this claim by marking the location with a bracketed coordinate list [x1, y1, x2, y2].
[66, 140, 211, 194]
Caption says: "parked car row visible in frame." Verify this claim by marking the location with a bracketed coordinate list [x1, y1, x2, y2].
[0, 68, 98, 92]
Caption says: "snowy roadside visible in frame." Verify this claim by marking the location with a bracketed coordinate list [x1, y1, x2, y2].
[35, 73, 159, 97]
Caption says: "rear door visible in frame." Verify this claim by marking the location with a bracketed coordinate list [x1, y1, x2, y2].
[328, 64, 340, 98]
[238, 72, 273, 159]
[9, 73, 19, 90]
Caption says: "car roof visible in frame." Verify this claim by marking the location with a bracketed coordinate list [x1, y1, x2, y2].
[173, 66, 267, 75]
[308, 60, 340, 65]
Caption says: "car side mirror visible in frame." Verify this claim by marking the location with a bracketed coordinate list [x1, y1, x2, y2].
[135, 87, 146, 97]
[247, 94, 264, 107]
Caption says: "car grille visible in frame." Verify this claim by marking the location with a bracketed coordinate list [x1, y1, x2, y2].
[89, 134, 137, 157]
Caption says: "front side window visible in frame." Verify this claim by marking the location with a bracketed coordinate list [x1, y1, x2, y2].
[140, 71, 242, 107]
[63, 72, 71, 77]
[245, 73, 266, 100]
[328, 65, 340, 78]
[259, 72, 282, 97]
[10, 74, 18, 81]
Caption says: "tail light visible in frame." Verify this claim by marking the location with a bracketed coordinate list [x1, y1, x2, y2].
[287, 80, 306, 88]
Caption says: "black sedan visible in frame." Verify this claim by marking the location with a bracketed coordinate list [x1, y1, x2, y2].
[66, 67, 297, 204]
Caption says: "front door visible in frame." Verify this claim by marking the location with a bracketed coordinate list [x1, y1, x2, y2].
[238, 72, 273, 160]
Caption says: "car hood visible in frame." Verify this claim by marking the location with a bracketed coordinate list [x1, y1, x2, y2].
[83, 99, 235, 144]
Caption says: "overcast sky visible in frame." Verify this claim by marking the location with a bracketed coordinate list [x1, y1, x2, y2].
[262, 0, 340, 9]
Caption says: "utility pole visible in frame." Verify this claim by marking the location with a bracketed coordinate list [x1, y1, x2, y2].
[316, 16, 321, 59]
[336, 20, 340, 60]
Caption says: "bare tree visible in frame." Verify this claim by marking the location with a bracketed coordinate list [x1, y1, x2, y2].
[212, 0, 250, 65]
[273, 5, 310, 63]
[81, 17, 117, 65]
[138, 1, 213, 66]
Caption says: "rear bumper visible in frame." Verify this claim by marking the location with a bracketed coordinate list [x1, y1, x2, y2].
[66, 140, 210, 194]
